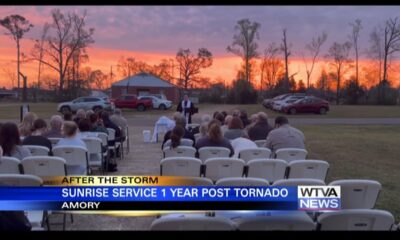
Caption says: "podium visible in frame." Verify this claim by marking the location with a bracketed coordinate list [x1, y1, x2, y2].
[20, 104, 30, 122]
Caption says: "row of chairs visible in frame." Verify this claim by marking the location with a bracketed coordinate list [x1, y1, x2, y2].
[163, 146, 308, 163]
[160, 157, 329, 182]
[150, 210, 397, 231]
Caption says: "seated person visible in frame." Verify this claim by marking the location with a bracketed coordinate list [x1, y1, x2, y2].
[73, 109, 86, 125]
[18, 112, 38, 137]
[22, 118, 52, 152]
[221, 115, 232, 135]
[56, 121, 87, 149]
[195, 120, 234, 157]
[78, 119, 98, 138]
[239, 110, 251, 128]
[161, 115, 195, 149]
[166, 125, 185, 149]
[231, 137, 258, 158]
[43, 115, 63, 138]
[0, 122, 31, 160]
[110, 108, 128, 139]
[89, 112, 108, 134]
[248, 112, 273, 141]
[266, 116, 305, 153]
[223, 117, 247, 140]
[101, 111, 122, 144]
[63, 112, 73, 121]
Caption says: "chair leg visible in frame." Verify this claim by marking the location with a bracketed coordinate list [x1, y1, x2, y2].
[70, 213, 74, 223]
[63, 213, 67, 231]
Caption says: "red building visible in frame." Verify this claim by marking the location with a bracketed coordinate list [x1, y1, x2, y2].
[111, 72, 181, 103]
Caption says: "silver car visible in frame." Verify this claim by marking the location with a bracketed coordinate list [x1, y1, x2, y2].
[138, 95, 172, 110]
[57, 97, 112, 114]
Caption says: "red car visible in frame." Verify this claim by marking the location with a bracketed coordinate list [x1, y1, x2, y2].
[111, 94, 153, 111]
[282, 96, 329, 115]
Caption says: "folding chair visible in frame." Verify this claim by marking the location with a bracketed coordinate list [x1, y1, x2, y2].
[288, 160, 329, 181]
[52, 146, 89, 175]
[160, 157, 202, 177]
[0, 156, 21, 174]
[254, 140, 267, 148]
[163, 146, 196, 158]
[198, 147, 231, 163]
[275, 148, 308, 163]
[272, 178, 325, 186]
[81, 137, 105, 174]
[215, 177, 269, 186]
[24, 145, 50, 156]
[238, 148, 272, 163]
[150, 215, 235, 230]
[204, 158, 245, 182]
[247, 159, 288, 183]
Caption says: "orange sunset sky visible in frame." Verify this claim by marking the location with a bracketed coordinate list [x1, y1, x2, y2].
[1, 6, 400, 89]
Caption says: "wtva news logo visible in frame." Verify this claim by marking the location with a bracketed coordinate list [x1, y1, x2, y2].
[298, 186, 341, 211]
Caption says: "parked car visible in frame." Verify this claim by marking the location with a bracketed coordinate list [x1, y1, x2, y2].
[111, 94, 153, 111]
[263, 93, 306, 109]
[57, 97, 112, 114]
[272, 94, 307, 111]
[138, 95, 172, 110]
[282, 96, 329, 115]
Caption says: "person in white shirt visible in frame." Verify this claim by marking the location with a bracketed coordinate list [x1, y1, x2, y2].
[176, 94, 196, 124]
[57, 121, 87, 149]
[230, 137, 258, 158]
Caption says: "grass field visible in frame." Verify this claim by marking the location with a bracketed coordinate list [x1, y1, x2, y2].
[0, 102, 400, 120]
[298, 125, 400, 221]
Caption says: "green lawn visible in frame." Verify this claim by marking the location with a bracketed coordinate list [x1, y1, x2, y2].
[298, 125, 400, 222]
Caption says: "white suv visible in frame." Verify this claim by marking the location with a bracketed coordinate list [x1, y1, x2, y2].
[138, 96, 172, 110]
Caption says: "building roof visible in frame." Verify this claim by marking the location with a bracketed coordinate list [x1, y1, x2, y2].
[112, 72, 177, 88]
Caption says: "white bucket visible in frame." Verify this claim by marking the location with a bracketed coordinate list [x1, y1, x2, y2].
[143, 130, 151, 142]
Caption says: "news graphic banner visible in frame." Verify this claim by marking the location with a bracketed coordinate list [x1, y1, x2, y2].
[0, 176, 341, 211]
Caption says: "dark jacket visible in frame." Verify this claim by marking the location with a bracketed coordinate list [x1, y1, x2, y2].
[248, 121, 273, 141]
[22, 136, 52, 153]
[161, 129, 195, 149]
[194, 136, 234, 157]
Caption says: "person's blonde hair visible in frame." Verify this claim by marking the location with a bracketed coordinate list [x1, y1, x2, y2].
[18, 112, 38, 137]
[207, 120, 222, 142]
[62, 121, 78, 137]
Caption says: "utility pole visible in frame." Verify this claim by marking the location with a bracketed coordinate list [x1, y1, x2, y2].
[19, 71, 27, 102]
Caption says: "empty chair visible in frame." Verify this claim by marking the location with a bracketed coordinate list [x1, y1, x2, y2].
[81, 137, 104, 173]
[21, 156, 67, 178]
[48, 138, 61, 146]
[0, 156, 21, 174]
[329, 179, 381, 209]
[238, 148, 272, 163]
[52, 146, 89, 175]
[254, 140, 267, 148]
[275, 148, 308, 163]
[247, 159, 288, 183]
[163, 138, 194, 148]
[160, 157, 202, 177]
[97, 132, 108, 148]
[216, 177, 269, 186]
[273, 178, 325, 186]
[288, 160, 329, 181]
[24, 145, 50, 156]
[163, 146, 196, 158]
[186, 177, 214, 186]
[204, 158, 245, 182]
[237, 212, 316, 230]
[199, 147, 231, 162]
[317, 209, 395, 231]
[150, 215, 235, 231]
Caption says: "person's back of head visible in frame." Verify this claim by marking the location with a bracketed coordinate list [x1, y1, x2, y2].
[240, 110, 248, 120]
[19, 112, 38, 136]
[31, 119, 48, 135]
[170, 125, 185, 149]
[232, 109, 240, 117]
[101, 111, 110, 123]
[201, 114, 212, 124]
[76, 109, 86, 119]
[228, 117, 244, 130]
[250, 114, 258, 124]
[86, 110, 94, 118]
[221, 111, 228, 119]
[199, 122, 208, 136]
[89, 112, 98, 125]
[0, 122, 21, 156]
[172, 112, 182, 122]
[175, 115, 187, 128]
[114, 108, 122, 116]
[224, 115, 233, 126]
[50, 115, 63, 131]
[62, 121, 78, 138]
[212, 111, 220, 119]
[275, 116, 289, 128]
[207, 119, 222, 142]
[257, 112, 269, 124]
[63, 112, 73, 121]
[214, 112, 225, 125]
[78, 119, 91, 132]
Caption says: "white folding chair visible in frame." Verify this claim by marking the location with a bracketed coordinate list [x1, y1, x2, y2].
[288, 160, 329, 181]
[194, 133, 202, 142]
[237, 212, 316, 230]
[21, 156, 67, 178]
[216, 177, 269, 186]
[239, 148, 272, 163]
[23, 145, 50, 156]
[199, 147, 231, 162]
[48, 138, 61, 146]
[125, 126, 130, 153]
[204, 158, 245, 182]
[52, 146, 89, 175]
[81, 137, 105, 174]
[0, 174, 45, 229]
[247, 159, 288, 183]
[163, 138, 194, 148]
[107, 128, 122, 161]
[160, 157, 202, 177]
[163, 146, 196, 158]
[185, 177, 214, 186]
[275, 148, 308, 163]
[272, 178, 325, 186]
[317, 209, 395, 231]
[329, 179, 382, 209]
[0, 156, 21, 174]
[150, 215, 235, 231]
[254, 140, 267, 148]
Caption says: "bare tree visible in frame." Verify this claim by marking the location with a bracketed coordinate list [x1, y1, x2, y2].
[0, 15, 33, 97]
[31, 9, 94, 95]
[280, 28, 291, 91]
[150, 59, 175, 83]
[368, 28, 384, 84]
[349, 19, 362, 86]
[88, 69, 107, 90]
[326, 42, 353, 104]
[227, 18, 260, 83]
[1, 65, 17, 88]
[302, 32, 328, 89]
[33, 24, 49, 90]
[176, 48, 213, 89]
[117, 57, 150, 78]
[260, 42, 284, 91]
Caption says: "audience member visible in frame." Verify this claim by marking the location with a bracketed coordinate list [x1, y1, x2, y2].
[0, 122, 31, 160]
[73, 109, 86, 124]
[231, 137, 258, 158]
[78, 119, 98, 138]
[18, 112, 38, 137]
[221, 115, 233, 134]
[266, 116, 305, 153]
[248, 112, 273, 141]
[56, 121, 87, 149]
[169, 125, 185, 149]
[63, 112, 73, 121]
[43, 115, 63, 138]
[89, 112, 108, 133]
[239, 110, 251, 127]
[22, 119, 52, 151]
[195, 120, 234, 156]
[214, 112, 225, 125]
[110, 108, 128, 139]
[161, 115, 195, 149]
[224, 116, 247, 140]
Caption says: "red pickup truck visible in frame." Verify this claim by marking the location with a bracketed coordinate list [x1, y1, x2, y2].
[111, 94, 153, 111]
